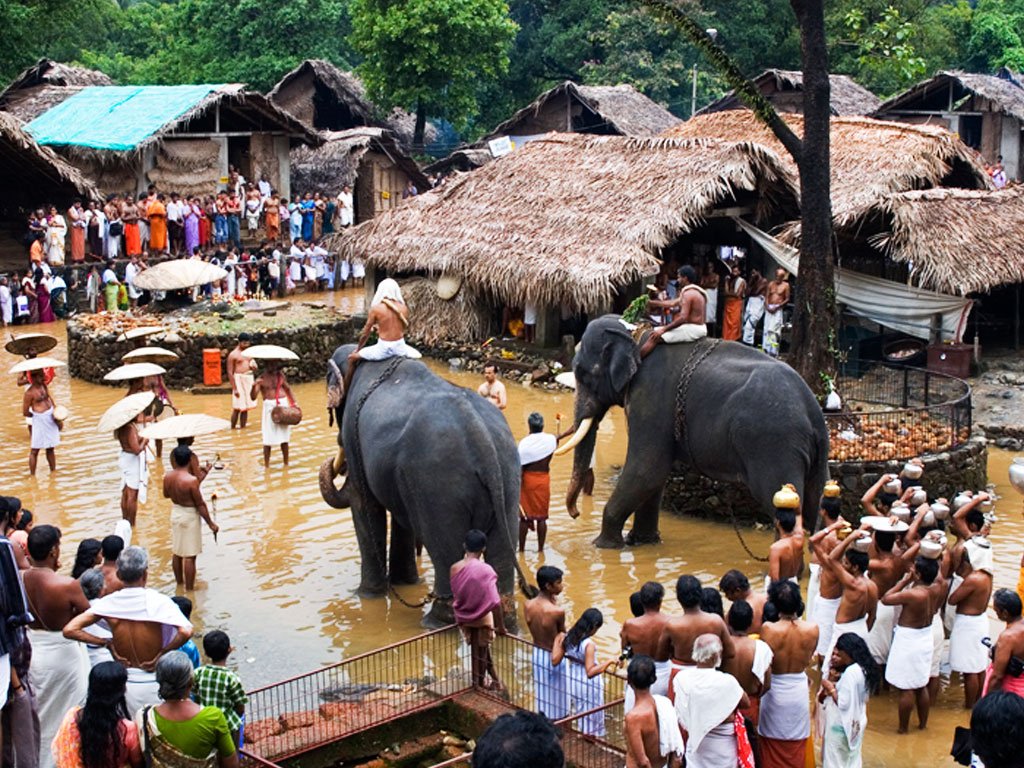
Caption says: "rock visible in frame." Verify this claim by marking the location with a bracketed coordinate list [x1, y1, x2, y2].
[995, 437, 1022, 451]
[1003, 390, 1015, 399]
[448, 357, 464, 369]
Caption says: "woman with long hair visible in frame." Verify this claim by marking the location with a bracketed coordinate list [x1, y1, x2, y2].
[70, 539, 102, 579]
[52, 661, 142, 768]
[553, 607, 619, 737]
[818, 632, 880, 767]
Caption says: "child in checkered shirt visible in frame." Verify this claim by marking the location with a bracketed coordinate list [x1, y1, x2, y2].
[193, 630, 247, 746]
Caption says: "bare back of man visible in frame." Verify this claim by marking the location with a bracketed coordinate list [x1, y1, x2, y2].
[524, 595, 565, 651]
[813, 530, 843, 600]
[769, 534, 804, 583]
[658, 613, 733, 665]
[163, 461, 217, 590]
[623, 612, 671, 660]
[106, 617, 167, 669]
[722, 634, 763, 696]
[24, 568, 89, 630]
[952, 570, 994, 616]
[761, 618, 818, 674]
[625, 695, 669, 768]
[369, 300, 408, 342]
[869, 550, 907, 597]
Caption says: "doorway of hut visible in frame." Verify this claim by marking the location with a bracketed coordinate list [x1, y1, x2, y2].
[227, 137, 252, 188]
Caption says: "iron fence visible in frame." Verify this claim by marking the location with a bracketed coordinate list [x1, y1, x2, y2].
[826, 361, 972, 462]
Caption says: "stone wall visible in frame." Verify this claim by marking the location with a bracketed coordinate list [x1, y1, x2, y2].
[662, 435, 989, 524]
[68, 316, 362, 389]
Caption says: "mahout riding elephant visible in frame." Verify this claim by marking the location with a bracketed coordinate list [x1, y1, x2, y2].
[319, 344, 525, 627]
[558, 315, 830, 548]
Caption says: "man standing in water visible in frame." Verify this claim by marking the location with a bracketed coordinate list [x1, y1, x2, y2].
[621, 581, 672, 707]
[163, 445, 219, 590]
[252, 359, 297, 467]
[814, 522, 878, 670]
[117, 410, 149, 526]
[949, 541, 995, 709]
[518, 413, 557, 552]
[657, 574, 734, 698]
[477, 364, 507, 410]
[227, 332, 257, 429]
[524, 565, 567, 718]
[450, 530, 505, 690]
[23, 368, 60, 475]
[767, 485, 804, 587]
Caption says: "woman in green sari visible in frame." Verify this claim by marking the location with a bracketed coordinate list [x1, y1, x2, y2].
[103, 261, 121, 314]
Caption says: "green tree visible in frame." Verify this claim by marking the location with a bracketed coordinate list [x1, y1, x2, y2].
[350, 0, 517, 147]
[968, 0, 1024, 71]
[843, 5, 926, 95]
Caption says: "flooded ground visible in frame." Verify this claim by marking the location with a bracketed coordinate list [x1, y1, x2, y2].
[3, 287, 1021, 765]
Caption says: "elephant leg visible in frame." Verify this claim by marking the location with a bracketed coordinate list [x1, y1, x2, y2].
[389, 521, 422, 585]
[625, 487, 664, 545]
[597, 456, 671, 548]
[352, 495, 389, 597]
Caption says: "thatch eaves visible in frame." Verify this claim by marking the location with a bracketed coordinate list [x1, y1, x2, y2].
[0, 58, 114, 123]
[488, 81, 681, 139]
[0, 111, 98, 205]
[697, 69, 881, 117]
[290, 127, 428, 193]
[423, 147, 493, 176]
[664, 110, 992, 232]
[840, 187, 1024, 295]
[876, 71, 1024, 123]
[329, 133, 798, 313]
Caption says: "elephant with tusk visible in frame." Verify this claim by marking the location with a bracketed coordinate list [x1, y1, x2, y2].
[564, 315, 830, 548]
[320, 344, 531, 628]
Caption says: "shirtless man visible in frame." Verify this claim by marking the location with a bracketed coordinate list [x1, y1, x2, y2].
[345, 278, 421, 389]
[861, 473, 901, 517]
[252, 360, 296, 467]
[641, 266, 708, 358]
[757, 580, 817, 767]
[881, 556, 939, 732]
[226, 332, 257, 429]
[949, 543, 995, 709]
[719, 569, 768, 634]
[988, 589, 1024, 697]
[808, 488, 843, 662]
[116, 410, 149, 526]
[518, 413, 558, 552]
[22, 525, 91, 766]
[656, 575, 734, 696]
[64, 545, 192, 714]
[722, 600, 773, 729]
[622, 581, 672, 705]
[23, 368, 59, 475]
[866, 523, 916, 671]
[625, 655, 683, 768]
[762, 269, 790, 357]
[768, 507, 804, 586]
[163, 445, 219, 591]
[741, 269, 767, 346]
[814, 520, 878, 671]
[524, 565, 567, 718]
[477, 364, 507, 410]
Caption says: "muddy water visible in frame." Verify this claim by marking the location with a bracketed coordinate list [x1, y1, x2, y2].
[3, 288, 1021, 765]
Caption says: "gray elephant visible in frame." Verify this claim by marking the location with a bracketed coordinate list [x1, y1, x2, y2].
[319, 344, 526, 627]
[559, 315, 830, 547]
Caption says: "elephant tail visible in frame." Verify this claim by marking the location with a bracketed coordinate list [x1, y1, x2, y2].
[481, 444, 539, 600]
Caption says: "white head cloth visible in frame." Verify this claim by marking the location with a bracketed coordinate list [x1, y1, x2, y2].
[372, 278, 404, 307]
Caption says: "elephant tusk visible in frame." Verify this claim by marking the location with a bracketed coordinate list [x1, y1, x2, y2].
[554, 418, 593, 456]
[332, 446, 345, 475]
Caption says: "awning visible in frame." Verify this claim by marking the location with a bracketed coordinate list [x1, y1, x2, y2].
[734, 218, 972, 342]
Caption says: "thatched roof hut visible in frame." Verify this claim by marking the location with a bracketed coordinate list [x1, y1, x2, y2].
[835, 187, 1024, 295]
[0, 111, 97, 205]
[488, 81, 681, 139]
[664, 110, 992, 231]
[330, 133, 798, 314]
[423, 147, 492, 176]
[697, 69, 880, 117]
[0, 59, 114, 122]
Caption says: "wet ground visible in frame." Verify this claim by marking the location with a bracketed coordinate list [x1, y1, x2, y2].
[4, 286, 1022, 765]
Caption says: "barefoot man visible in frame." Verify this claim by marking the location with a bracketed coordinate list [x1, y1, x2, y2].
[524, 565, 567, 718]
[227, 333, 257, 429]
[450, 530, 505, 690]
[767, 484, 805, 588]
[252, 359, 296, 467]
[815, 522, 878, 673]
[625, 655, 683, 768]
[518, 412, 557, 552]
[163, 445, 219, 591]
[640, 266, 707, 358]
[622, 581, 672, 709]
[23, 368, 60, 475]
[949, 539, 995, 709]
[116, 407, 150, 526]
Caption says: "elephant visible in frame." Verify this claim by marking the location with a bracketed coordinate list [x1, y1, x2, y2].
[319, 344, 526, 628]
[559, 315, 830, 548]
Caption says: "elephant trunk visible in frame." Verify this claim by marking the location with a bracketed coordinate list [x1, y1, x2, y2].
[564, 396, 601, 518]
[318, 451, 351, 509]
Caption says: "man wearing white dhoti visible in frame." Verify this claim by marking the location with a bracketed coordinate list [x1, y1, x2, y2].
[808, 484, 844, 660]
[64, 546, 192, 717]
[762, 269, 790, 357]
[116, 413, 149, 527]
[524, 566, 568, 719]
[22, 525, 91, 768]
[226, 333, 258, 429]
[23, 368, 60, 476]
[253, 360, 298, 467]
[741, 270, 767, 346]
[949, 538, 995, 709]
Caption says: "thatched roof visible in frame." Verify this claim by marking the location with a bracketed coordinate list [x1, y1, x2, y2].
[489, 81, 681, 139]
[329, 133, 798, 312]
[838, 187, 1024, 295]
[876, 71, 1024, 123]
[423, 147, 493, 176]
[290, 127, 428, 194]
[664, 110, 992, 231]
[26, 84, 317, 156]
[697, 69, 880, 117]
[0, 111, 97, 205]
[0, 59, 114, 122]
[400, 277, 491, 344]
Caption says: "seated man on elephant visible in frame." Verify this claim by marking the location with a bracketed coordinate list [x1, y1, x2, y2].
[640, 266, 707, 358]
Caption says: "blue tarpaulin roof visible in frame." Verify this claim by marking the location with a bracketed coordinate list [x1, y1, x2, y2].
[27, 85, 223, 151]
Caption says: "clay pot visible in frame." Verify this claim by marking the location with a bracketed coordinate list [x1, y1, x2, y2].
[931, 501, 951, 521]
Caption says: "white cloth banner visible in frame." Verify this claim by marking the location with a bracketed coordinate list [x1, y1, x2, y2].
[733, 218, 972, 342]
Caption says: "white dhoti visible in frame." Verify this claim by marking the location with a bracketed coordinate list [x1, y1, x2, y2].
[262, 398, 292, 446]
[30, 407, 60, 450]
[758, 672, 810, 740]
[688, 721, 737, 768]
[813, 595, 842, 659]
[170, 503, 202, 557]
[124, 666, 161, 719]
[949, 613, 990, 674]
[867, 601, 896, 665]
[931, 611, 945, 677]
[807, 562, 821, 619]
[27, 629, 89, 768]
[357, 337, 422, 361]
[741, 295, 765, 345]
[660, 323, 708, 343]
[625, 658, 672, 712]
[762, 308, 784, 357]
[704, 290, 718, 323]
[232, 372, 256, 411]
[118, 449, 147, 491]
[532, 647, 567, 720]
[339, 260, 351, 282]
[944, 573, 964, 634]
[885, 625, 933, 689]
[824, 616, 870, 676]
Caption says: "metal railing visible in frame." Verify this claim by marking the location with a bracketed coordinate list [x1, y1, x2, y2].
[826, 361, 972, 462]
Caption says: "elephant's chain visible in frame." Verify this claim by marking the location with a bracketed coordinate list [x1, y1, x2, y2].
[673, 338, 722, 456]
[350, 357, 437, 609]
[729, 507, 771, 563]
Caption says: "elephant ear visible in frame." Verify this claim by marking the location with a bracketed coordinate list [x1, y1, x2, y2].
[602, 324, 640, 397]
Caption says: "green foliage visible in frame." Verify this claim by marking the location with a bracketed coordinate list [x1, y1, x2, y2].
[843, 5, 926, 95]
[349, 0, 516, 133]
[968, 0, 1024, 71]
[621, 294, 650, 324]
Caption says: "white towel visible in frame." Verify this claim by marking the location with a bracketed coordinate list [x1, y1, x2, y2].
[931, 611, 945, 678]
[518, 432, 557, 466]
[261, 398, 292, 446]
[752, 639, 774, 684]
[807, 562, 821, 618]
[949, 613, 991, 674]
[654, 693, 684, 759]
[758, 672, 810, 740]
[824, 615, 870, 676]
[125, 666, 160, 719]
[813, 595, 841, 659]
[867, 601, 896, 665]
[532, 646, 567, 720]
[30, 407, 60, 450]
[88, 586, 191, 649]
[675, 668, 743, 758]
[885, 625, 933, 690]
